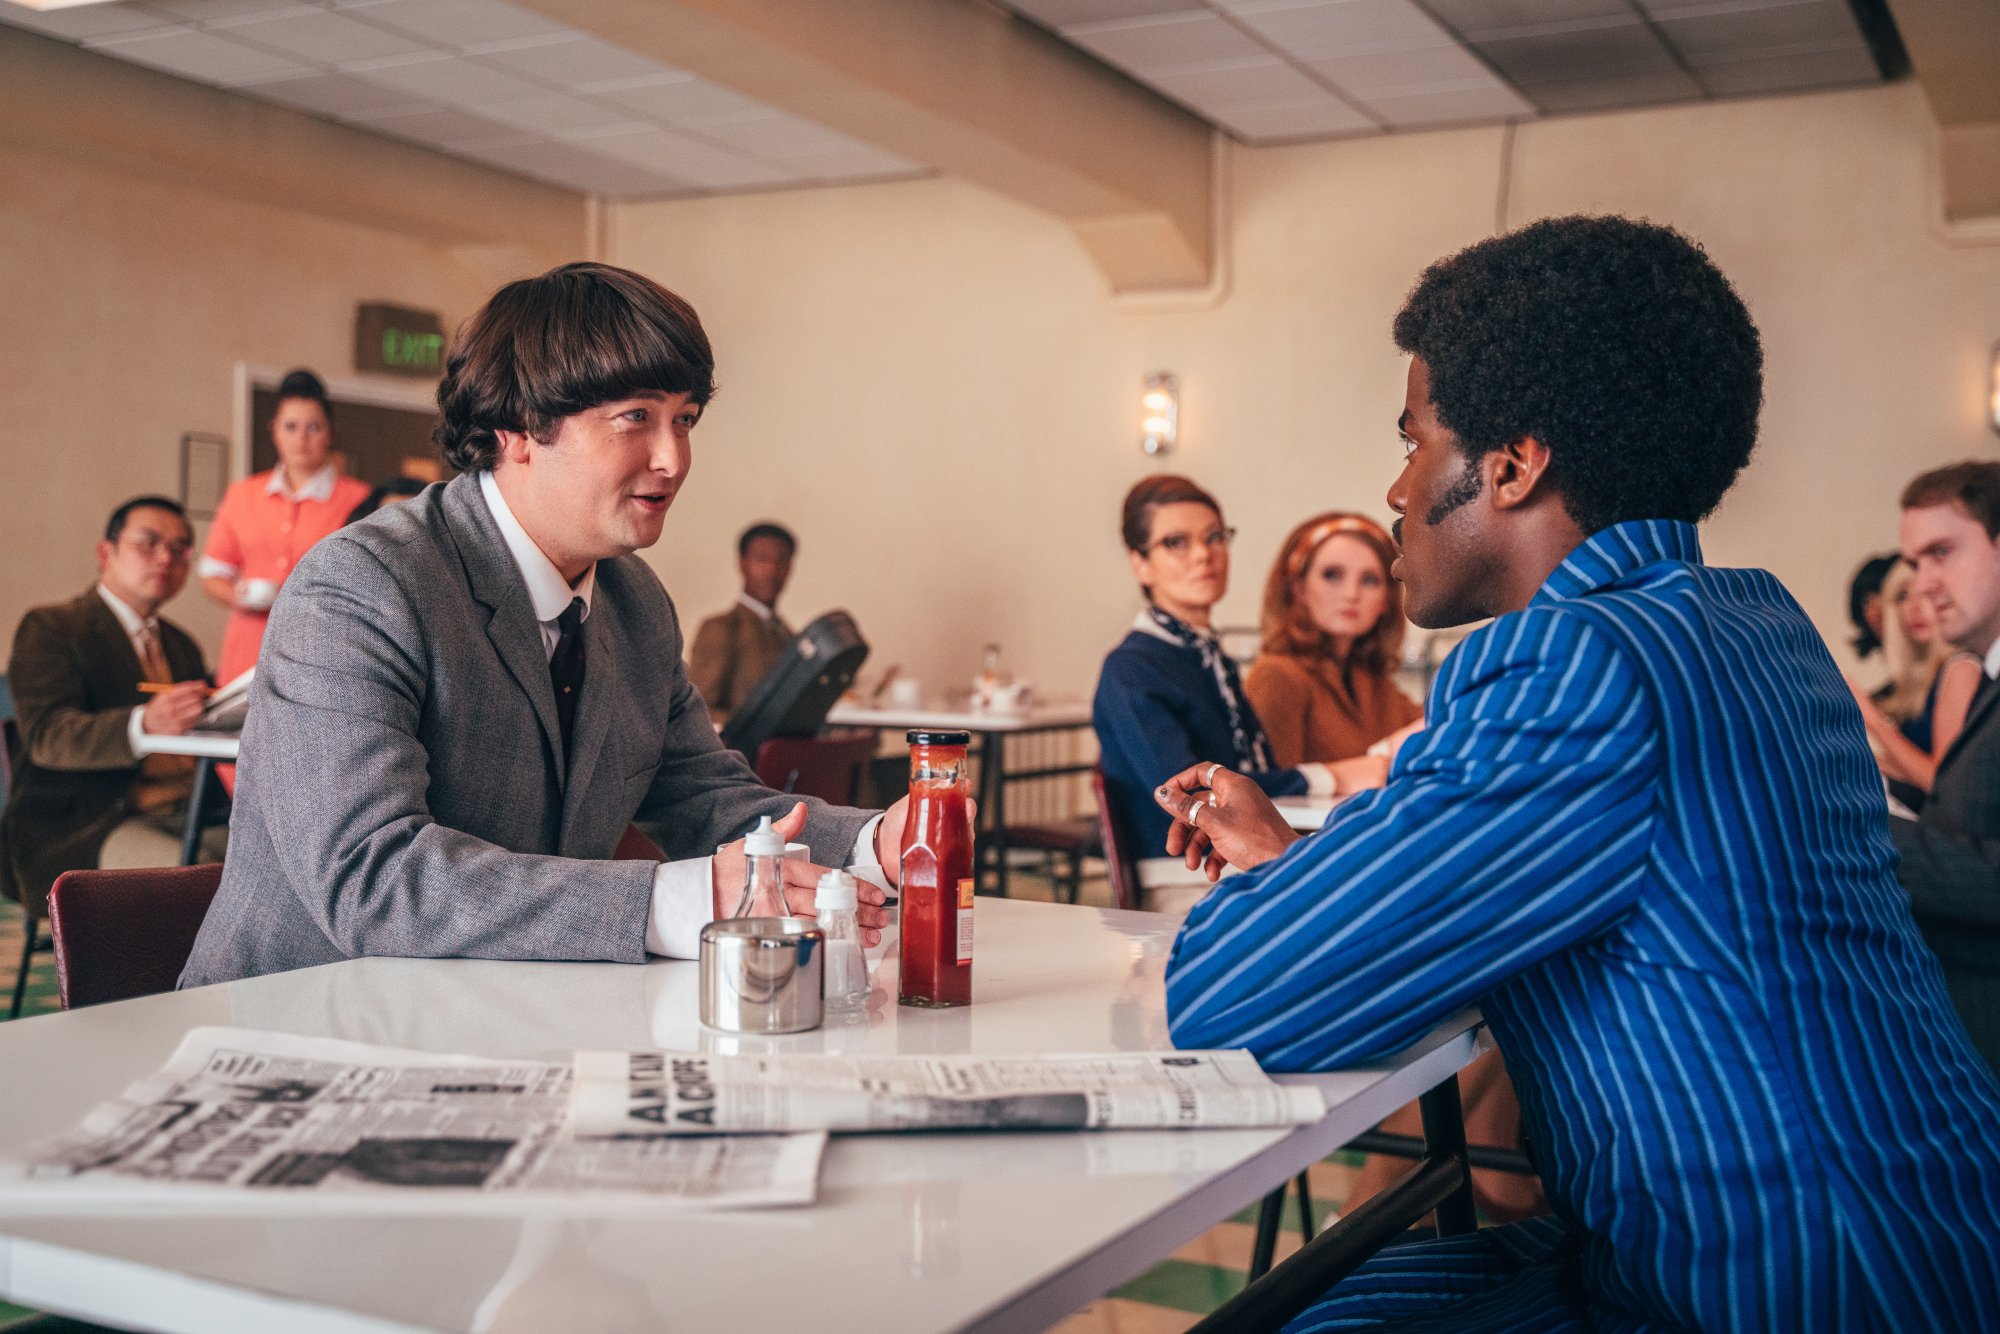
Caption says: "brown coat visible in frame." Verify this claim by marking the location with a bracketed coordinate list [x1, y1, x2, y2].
[1243, 652, 1422, 769]
[687, 601, 791, 723]
[0, 590, 207, 916]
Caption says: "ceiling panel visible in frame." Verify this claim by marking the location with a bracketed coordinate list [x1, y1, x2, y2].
[466, 89, 638, 135]
[592, 73, 769, 125]
[470, 33, 675, 89]
[1145, 54, 1330, 107]
[1007, 0, 1204, 24]
[573, 125, 797, 189]
[1424, 0, 1635, 30]
[347, 103, 523, 146]
[1306, 40, 1504, 96]
[1209, 90, 1379, 138]
[1063, 10, 1270, 70]
[344, 52, 541, 106]
[1221, 0, 1455, 60]
[1520, 66, 1705, 110]
[242, 69, 432, 118]
[1469, 18, 1680, 83]
[1688, 41, 1880, 94]
[86, 26, 311, 85]
[221, 9, 427, 64]
[1362, 82, 1537, 126]
[144, 0, 311, 22]
[1651, 2, 1864, 65]
[340, 0, 569, 49]
[789, 143, 927, 182]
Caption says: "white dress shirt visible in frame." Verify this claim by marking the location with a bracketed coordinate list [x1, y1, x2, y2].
[476, 472, 881, 958]
[1984, 635, 2000, 680]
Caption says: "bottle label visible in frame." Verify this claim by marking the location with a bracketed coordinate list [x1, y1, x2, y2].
[956, 877, 974, 964]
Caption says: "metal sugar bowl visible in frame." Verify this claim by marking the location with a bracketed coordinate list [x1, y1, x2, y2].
[699, 917, 825, 1034]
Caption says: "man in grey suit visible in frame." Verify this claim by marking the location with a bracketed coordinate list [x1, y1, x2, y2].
[182, 263, 900, 986]
[1891, 460, 2000, 1072]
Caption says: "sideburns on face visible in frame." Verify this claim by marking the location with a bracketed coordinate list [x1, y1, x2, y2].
[1425, 452, 1485, 526]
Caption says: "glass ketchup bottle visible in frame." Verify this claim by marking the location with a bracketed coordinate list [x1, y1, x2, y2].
[898, 730, 974, 1007]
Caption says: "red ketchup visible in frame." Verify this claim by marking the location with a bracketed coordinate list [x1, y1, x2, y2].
[898, 730, 974, 1007]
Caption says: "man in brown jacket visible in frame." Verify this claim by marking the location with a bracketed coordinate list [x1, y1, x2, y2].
[687, 521, 796, 723]
[1, 497, 211, 921]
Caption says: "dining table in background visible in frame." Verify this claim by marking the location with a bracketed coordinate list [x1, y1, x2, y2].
[131, 730, 239, 866]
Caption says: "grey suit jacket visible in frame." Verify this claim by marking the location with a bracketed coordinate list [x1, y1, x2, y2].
[181, 472, 872, 986]
[1892, 670, 2000, 1069]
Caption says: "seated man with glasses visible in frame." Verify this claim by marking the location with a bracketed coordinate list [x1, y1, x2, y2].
[1, 496, 217, 928]
[1092, 474, 1347, 913]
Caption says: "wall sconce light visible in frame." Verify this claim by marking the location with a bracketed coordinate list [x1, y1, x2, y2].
[1989, 340, 2000, 436]
[1142, 372, 1179, 456]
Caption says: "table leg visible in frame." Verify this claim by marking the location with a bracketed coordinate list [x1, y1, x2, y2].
[1417, 1074, 1476, 1236]
[179, 757, 214, 867]
[987, 731, 1010, 898]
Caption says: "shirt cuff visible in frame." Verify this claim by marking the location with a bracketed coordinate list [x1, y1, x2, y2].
[847, 813, 889, 891]
[1298, 762, 1335, 797]
[127, 705, 148, 760]
[645, 857, 717, 958]
[197, 556, 239, 582]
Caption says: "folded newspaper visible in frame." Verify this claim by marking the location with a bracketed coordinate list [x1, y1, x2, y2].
[0, 1028, 822, 1214]
[570, 1049, 1326, 1137]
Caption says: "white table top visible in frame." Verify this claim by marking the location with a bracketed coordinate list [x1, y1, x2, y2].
[1273, 797, 1340, 830]
[131, 731, 240, 760]
[826, 698, 1093, 734]
[0, 899, 1478, 1334]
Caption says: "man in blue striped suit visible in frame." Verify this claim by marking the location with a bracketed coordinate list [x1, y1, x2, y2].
[1158, 216, 2000, 1331]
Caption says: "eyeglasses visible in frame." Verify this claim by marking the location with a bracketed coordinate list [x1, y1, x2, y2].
[123, 533, 194, 561]
[1147, 527, 1236, 557]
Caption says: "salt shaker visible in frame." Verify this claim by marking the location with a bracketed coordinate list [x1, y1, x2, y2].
[816, 869, 869, 1011]
[730, 815, 792, 919]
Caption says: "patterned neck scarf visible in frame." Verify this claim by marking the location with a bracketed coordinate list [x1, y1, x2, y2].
[1146, 606, 1274, 774]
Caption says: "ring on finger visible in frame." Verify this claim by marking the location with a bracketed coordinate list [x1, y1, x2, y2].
[1187, 801, 1203, 829]
[1202, 762, 1222, 788]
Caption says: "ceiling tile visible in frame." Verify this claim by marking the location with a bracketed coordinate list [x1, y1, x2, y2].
[350, 104, 521, 145]
[86, 27, 313, 85]
[593, 74, 768, 125]
[1652, 2, 1863, 65]
[351, 0, 570, 49]
[1470, 18, 1678, 83]
[470, 34, 675, 89]
[1362, 82, 1534, 125]
[346, 52, 539, 106]
[222, 10, 429, 65]
[679, 108, 860, 161]
[467, 89, 637, 135]
[1221, 0, 1452, 59]
[1145, 55, 1329, 108]
[454, 137, 691, 195]
[1690, 42, 1879, 94]
[1305, 41, 1500, 96]
[1210, 90, 1379, 139]
[1423, 0, 1634, 33]
[239, 71, 433, 118]
[141, 1, 313, 23]
[1063, 11, 1270, 71]
[1519, 66, 1702, 111]
[789, 144, 926, 182]
[572, 125, 796, 189]
[1005, 1, 1205, 25]
[0, 4, 175, 42]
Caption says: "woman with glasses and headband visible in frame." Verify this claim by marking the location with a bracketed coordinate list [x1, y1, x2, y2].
[1245, 513, 1421, 787]
[198, 369, 371, 692]
[1092, 475, 1340, 910]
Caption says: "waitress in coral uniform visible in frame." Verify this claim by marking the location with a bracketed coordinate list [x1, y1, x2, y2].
[198, 368, 370, 687]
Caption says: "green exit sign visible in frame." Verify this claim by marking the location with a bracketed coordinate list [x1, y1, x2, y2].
[355, 303, 445, 378]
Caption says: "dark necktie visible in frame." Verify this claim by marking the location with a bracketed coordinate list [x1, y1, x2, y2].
[550, 597, 587, 756]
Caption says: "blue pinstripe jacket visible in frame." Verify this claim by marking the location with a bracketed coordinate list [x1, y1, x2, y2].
[1167, 520, 2000, 1331]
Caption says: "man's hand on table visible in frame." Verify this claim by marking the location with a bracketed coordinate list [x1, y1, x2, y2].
[1155, 763, 1300, 882]
[141, 682, 209, 736]
[712, 801, 893, 946]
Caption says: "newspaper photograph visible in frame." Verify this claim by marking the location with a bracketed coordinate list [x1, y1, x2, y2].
[0, 1028, 823, 1214]
[571, 1049, 1326, 1137]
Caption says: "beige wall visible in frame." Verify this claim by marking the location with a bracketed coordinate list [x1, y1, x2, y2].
[0, 29, 588, 661]
[609, 81, 2000, 701]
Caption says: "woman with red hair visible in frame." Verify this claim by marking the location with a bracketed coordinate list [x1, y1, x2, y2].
[1245, 513, 1421, 787]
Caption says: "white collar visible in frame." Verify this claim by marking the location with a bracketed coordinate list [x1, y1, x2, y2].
[478, 469, 595, 626]
[1984, 635, 2000, 680]
[265, 463, 340, 503]
[737, 592, 775, 621]
[1130, 608, 1216, 646]
[96, 583, 155, 639]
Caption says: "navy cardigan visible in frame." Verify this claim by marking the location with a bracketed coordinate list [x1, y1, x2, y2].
[1092, 630, 1308, 863]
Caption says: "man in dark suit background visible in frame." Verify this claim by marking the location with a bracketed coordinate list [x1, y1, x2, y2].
[1, 496, 211, 921]
[1892, 460, 2000, 1071]
[687, 522, 796, 724]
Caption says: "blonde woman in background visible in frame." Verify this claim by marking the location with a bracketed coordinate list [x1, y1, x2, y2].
[1853, 561, 1980, 797]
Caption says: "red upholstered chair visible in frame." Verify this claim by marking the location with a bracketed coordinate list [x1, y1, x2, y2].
[751, 729, 880, 805]
[46, 863, 224, 1009]
[1092, 765, 1142, 912]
